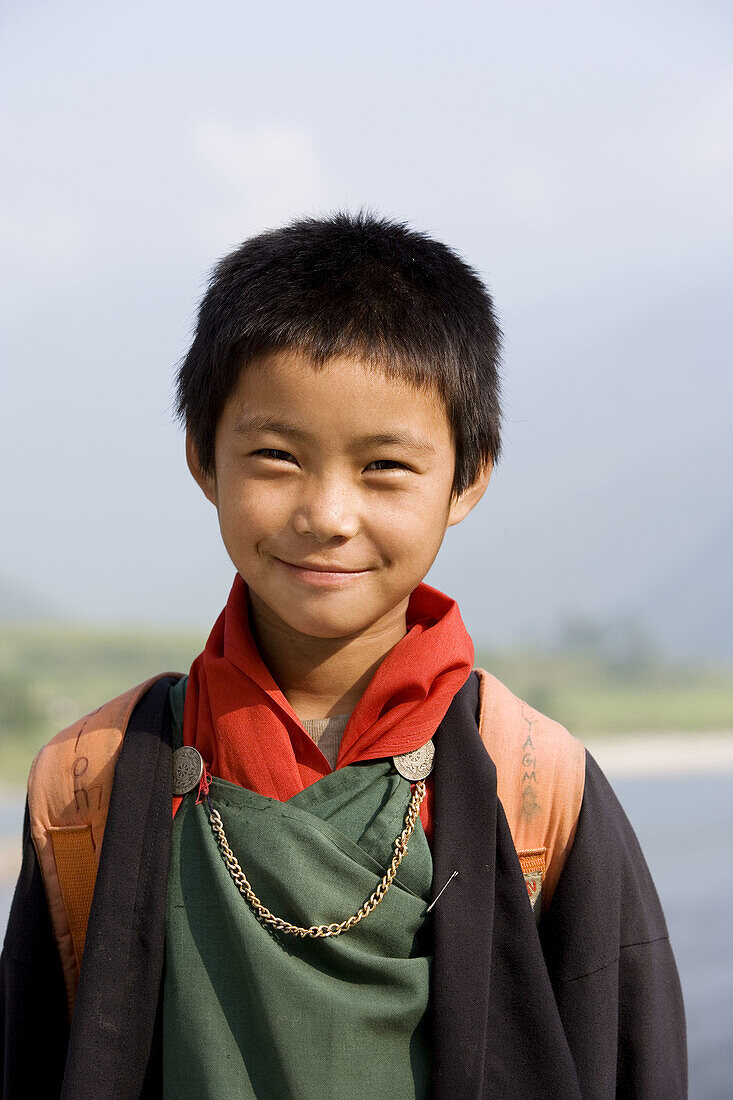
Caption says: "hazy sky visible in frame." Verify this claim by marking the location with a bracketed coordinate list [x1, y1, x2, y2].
[1, 0, 731, 657]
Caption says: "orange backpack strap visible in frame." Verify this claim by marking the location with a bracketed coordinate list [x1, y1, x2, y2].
[27, 672, 182, 1018]
[474, 667, 586, 918]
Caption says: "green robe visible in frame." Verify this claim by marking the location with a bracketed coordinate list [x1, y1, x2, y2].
[163, 676, 433, 1099]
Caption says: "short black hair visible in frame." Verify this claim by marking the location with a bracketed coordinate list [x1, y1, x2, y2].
[174, 208, 503, 496]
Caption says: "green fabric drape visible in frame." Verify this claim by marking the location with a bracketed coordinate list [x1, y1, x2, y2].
[163, 676, 433, 1099]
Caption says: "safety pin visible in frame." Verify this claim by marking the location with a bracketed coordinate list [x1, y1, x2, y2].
[426, 869, 459, 912]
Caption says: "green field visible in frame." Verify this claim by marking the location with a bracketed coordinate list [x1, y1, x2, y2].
[1, 623, 732, 785]
[0, 623, 205, 784]
[476, 648, 733, 736]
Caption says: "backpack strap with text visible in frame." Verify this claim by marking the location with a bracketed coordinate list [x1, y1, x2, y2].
[26, 672, 182, 1019]
[474, 667, 586, 917]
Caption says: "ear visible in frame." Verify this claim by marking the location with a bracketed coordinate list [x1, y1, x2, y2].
[447, 458, 493, 527]
[185, 431, 218, 507]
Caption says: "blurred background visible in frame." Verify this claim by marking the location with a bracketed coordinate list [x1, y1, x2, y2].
[1, 1, 731, 1093]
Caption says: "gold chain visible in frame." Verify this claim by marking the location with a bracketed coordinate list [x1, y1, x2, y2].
[206, 779, 427, 938]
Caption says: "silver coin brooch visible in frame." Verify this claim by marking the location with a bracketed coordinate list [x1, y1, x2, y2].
[392, 740, 435, 781]
[172, 746, 204, 796]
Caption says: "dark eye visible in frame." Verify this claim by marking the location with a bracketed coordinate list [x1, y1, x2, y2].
[366, 459, 406, 471]
[253, 448, 297, 463]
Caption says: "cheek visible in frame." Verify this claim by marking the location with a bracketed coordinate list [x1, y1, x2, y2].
[217, 481, 292, 544]
[369, 489, 450, 562]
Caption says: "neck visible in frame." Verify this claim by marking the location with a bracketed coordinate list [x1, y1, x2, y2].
[248, 595, 410, 720]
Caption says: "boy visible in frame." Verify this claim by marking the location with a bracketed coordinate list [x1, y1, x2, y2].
[1, 211, 686, 1098]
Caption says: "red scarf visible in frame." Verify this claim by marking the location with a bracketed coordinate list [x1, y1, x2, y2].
[175, 573, 474, 841]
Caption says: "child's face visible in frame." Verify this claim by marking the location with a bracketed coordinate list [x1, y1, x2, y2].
[188, 346, 490, 641]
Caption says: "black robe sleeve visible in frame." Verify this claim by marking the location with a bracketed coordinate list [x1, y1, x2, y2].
[540, 750, 687, 1099]
[1, 798, 70, 1098]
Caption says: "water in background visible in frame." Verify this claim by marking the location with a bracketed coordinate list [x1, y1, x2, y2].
[1, 772, 731, 1098]
[613, 772, 733, 1100]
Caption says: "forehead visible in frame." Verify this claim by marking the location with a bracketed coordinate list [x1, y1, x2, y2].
[221, 346, 453, 445]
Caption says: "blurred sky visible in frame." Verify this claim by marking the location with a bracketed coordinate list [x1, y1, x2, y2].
[1, 0, 731, 658]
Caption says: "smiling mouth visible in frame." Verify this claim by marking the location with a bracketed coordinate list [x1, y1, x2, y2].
[275, 559, 372, 585]
[279, 560, 368, 573]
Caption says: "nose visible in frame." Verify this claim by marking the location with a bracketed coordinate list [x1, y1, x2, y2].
[292, 475, 360, 542]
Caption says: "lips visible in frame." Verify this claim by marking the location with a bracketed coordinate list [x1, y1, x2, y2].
[279, 560, 368, 573]
[274, 558, 372, 586]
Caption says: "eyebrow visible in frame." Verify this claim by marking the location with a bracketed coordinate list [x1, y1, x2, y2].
[232, 414, 436, 455]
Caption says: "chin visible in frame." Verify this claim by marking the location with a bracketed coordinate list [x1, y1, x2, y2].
[272, 599, 380, 640]
[284, 614, 369, 640]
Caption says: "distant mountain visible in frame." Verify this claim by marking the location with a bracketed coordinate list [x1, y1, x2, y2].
[640, 511, 733, 661]
[0, 576, 64, 621]
[428, 276, 733, 663]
